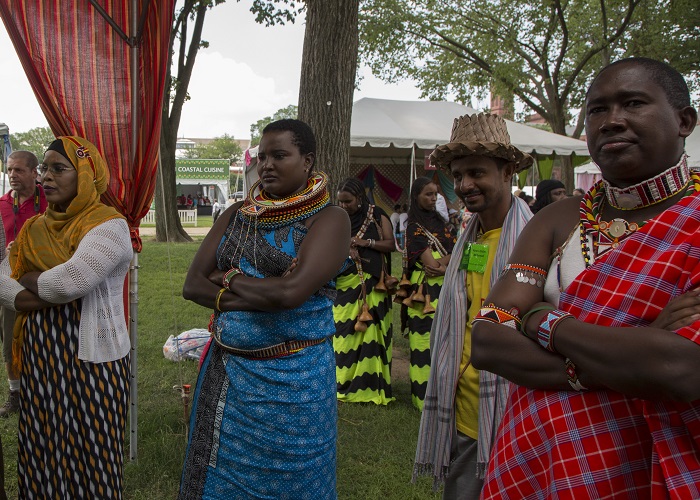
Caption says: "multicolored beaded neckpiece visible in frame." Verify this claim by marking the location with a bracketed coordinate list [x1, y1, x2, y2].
[218, 172, 331, 273]
[604, 153, 690, 210]
[238, 172, 330, 229]
[580, 170, 700, 266]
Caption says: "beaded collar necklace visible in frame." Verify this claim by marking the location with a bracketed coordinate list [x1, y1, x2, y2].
[580, 171, 700, 266]
[219, 172, 330, 272]
[238, 172, 330, 229]
[604, 153, 690, 210]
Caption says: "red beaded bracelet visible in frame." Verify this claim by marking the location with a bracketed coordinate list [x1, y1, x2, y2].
[223, 267, 242, 290]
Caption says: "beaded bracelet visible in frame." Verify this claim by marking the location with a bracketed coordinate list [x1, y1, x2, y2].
[565, 358, 588, 391]
[222, 267, 242, 290]
[473, 304, 522, 330]
[519, 304, 557, 335]
[537, 309, 574, 352]
[214, 287, 227, 312]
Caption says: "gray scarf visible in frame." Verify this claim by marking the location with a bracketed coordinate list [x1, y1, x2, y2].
[413, 195, 532, 488]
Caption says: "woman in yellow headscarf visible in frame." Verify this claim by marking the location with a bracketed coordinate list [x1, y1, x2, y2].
[0, 136, 133, 499]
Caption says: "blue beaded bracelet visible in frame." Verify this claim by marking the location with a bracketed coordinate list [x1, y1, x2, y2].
[537, 309, 573, 352]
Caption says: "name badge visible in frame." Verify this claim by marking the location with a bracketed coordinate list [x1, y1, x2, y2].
[459, 242, 489, 273]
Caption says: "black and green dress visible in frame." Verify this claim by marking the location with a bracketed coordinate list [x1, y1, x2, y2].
[403, 219, 456, 410]
[333, 205, 394, 405]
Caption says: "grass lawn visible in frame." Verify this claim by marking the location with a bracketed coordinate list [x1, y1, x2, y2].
[0, 241, 439, 499]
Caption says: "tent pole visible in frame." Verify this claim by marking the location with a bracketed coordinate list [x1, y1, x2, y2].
[410, 143, 416, 191]
[129, 0, 140, 462]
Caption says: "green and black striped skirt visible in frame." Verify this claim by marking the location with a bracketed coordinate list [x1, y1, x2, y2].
[333, 272, 394, 405]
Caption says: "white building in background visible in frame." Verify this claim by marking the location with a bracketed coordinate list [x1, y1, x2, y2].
[175, 138, 197, 159]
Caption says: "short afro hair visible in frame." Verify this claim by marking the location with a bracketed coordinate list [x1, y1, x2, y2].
[262, 119, 317, 167]
[588, 57, 691, 110]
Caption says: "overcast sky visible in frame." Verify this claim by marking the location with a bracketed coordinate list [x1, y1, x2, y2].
[0, 2, 425, 141]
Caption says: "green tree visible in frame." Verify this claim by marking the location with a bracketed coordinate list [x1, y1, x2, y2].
[359, 0, 698, 188]
[229, 171, 244, 194]
[157, 0, 225, 243]
[624, 0, 699, 92]
[249, 105, 298, 146]
[8, 126, 54, 161]
[182, 134, 243, 163]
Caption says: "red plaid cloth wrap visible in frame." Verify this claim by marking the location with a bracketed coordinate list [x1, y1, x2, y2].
[482, 190, 700, 499]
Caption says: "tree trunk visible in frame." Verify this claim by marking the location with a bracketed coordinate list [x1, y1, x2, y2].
[550, 114, 575, 193]
[155, 132, 192, 242]
[559, 156, 574, 193]
[154, 1, 210, 242]
[297, 0, 360, 198]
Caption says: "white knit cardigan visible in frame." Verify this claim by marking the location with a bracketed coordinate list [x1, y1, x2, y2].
[0, 218, 133, 363]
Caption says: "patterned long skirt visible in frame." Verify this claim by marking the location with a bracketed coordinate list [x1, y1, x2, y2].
[333, 272, 394, 405]
[404, 270, 443, 411]
[18, 301, 130, 499]
[180, 340, 337, 500]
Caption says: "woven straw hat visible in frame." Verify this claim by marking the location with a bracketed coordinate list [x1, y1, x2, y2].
[430, 113, 533, 172]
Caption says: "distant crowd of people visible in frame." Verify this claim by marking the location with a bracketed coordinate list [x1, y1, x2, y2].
[176, 193, 212, 209]
[0, 57, 698, 500]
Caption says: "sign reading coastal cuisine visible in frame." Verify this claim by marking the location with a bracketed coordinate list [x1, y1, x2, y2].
[175, 159, 229, 180]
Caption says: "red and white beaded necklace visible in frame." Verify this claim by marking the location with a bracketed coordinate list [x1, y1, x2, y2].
[603, 153, 690, 210]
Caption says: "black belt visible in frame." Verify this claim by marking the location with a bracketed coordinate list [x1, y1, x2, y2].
[212, 335, 327, 360]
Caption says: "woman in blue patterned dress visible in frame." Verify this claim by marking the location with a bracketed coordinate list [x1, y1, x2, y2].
[179, 119, 350, 499]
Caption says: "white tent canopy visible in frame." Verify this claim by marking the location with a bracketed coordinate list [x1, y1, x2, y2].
[350, 98, 591, 157]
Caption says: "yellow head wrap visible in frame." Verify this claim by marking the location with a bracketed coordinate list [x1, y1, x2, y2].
[8, 136, 124, 372]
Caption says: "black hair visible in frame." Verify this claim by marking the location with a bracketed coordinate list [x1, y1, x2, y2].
[262, 119, 317, 167]
[531, 179, 566, 214]
[588, 57, 691, 110]
[337, 177, 369, 211]
[407, 177, 443, 229]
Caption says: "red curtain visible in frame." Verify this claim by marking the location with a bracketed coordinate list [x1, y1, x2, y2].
[0, 0, 175, 252]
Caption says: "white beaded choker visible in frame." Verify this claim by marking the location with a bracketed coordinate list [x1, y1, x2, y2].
[604, 153, 690, 210]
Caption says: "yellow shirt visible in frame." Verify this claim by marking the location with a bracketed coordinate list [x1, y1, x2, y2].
[455, 227, 502, 439]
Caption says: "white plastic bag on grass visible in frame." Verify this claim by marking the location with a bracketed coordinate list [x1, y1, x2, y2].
[163, 328, 210, 362]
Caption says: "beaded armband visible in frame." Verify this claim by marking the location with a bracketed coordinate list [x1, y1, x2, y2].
[565, 358, 588, 391]
[537, 309, 573, 352]
[473, 304, 522, 330]
[502, 263, 547, 288]
[223, 267, 242, 290]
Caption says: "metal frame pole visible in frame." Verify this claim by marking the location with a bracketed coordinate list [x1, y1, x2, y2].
[129, 0, 139, 461]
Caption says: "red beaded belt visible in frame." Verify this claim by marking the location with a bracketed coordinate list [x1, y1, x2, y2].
[212, 335, 327, 360]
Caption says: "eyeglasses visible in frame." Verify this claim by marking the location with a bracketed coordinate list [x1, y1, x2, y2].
[39, 164, 75, 176]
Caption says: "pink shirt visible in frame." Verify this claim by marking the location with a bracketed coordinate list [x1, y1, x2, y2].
[0, 185, 48, 244]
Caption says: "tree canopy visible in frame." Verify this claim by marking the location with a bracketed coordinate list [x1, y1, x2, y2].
[249, 105, 298, 146]
[359, 0, 698, 140]
[182, 134, 244, 163]
[8, 126, 54, 161]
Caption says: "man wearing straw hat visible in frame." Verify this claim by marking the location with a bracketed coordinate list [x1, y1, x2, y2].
[413, 113, 533, 498]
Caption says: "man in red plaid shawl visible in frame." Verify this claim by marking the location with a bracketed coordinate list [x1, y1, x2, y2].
[471, 57, 700, 499]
